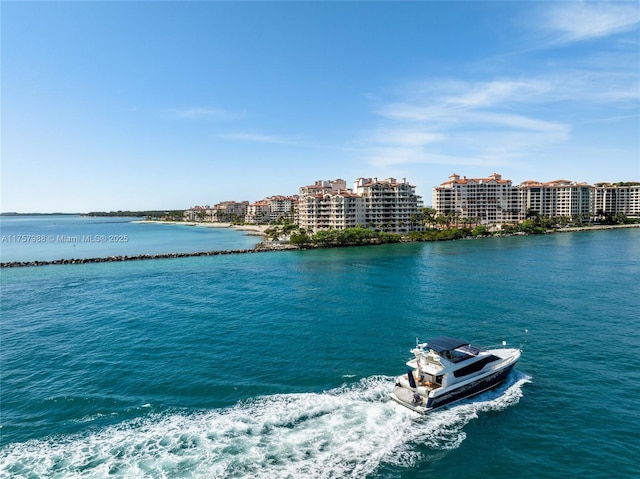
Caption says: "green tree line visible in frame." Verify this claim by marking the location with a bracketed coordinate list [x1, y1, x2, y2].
[86, 210, 185, 220]
[270, 209, 638, 248]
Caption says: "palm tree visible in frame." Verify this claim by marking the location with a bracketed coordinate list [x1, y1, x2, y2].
[420, 207, 438, 229]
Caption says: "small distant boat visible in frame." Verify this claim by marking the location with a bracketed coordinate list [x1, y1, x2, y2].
[389, 336, 521, 414]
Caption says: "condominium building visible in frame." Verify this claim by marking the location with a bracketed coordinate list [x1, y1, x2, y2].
[353, 177, 423, 232]
[267, 195, 299, 223]
[434, 173, 640, 225]
[519, 179, 591, 218]
[211, 201, 250, 222]
[297, 177, 422, 233]
[245, 200, 271, 224]
[183, 205, 211, 222]
[184, 201, 250, 222]
[298, 180, 364, 232]
[592, 183, 640, 217]
[432, 173, 520, 224]
[246, 195, 299, 224]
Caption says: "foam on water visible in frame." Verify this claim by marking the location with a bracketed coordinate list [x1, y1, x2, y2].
[1, 374, 530, 478]
[0, 373, 529, 479]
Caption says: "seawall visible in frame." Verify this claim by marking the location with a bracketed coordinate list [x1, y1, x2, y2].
[0, 244, 300, 268]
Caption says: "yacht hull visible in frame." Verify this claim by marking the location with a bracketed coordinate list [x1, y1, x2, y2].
[426, 362, 515, 410]
[389, 354, 518, 415]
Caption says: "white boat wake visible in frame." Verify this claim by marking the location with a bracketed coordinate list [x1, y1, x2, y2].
[0, 373, 530, 478]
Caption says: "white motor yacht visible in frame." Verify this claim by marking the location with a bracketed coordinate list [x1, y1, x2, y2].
[389, 336, 521, 414]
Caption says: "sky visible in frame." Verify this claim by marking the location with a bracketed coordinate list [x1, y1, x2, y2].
[2, 1, 639, 213]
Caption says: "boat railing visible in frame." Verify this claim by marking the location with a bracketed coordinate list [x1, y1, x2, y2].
[487, 350, 520, 372]
[483, 341, 520, 351]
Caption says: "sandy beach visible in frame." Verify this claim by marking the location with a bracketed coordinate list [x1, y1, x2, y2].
[133, 220, 269, 236]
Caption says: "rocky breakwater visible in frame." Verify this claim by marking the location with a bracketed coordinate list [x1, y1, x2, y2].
[1, 243, 301, 268]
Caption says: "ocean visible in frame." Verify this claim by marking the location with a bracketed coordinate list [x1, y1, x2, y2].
[0, 216, 261, 263]
[1, 216, 639, 478]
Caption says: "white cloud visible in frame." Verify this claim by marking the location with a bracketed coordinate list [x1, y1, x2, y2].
[444, 80, 551, 109]
[542, 1, 640, 45]
[174, 107, 243, 121]
[366, 129, 445, 147]
[363, 78, 574, 170]
[584, 113, 640, 124]
[217, 132, 299, 145]
[377, 79, 552, 122]
[464, 112, 570, 136]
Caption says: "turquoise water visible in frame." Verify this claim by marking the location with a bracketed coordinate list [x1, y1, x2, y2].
[1, 219, 639, 478]
[0, 215, 261, 262]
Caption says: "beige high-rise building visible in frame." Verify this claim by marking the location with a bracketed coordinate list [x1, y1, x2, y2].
[432, 173, 624, 225]
[297, 180, 364, 232]
[353, 177, 422, 233]
[432, 173, 519, 224]
[267, 195, 298, 223]
[592, 183, 640, 217]
[245, 200, 271, 224]
[519, 179, 591, 219]
[297, 178, 422, 233]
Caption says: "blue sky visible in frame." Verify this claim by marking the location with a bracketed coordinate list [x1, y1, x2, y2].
[2, 1, 639, 213]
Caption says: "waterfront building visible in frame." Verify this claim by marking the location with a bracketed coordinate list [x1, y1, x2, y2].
[432, 173, 520, 225]
[519, 179, 591, 219]
[297, 178, 422, 233]
[183, 205, 211, 222]
[592, 183, 640, 217]
[266, 195, 299, 223]
[245, 200, 271, 224]
[245, 196, 298, 224]
[297, 180, 364, 232]
[353, 177, 423, 233]
[184, 202, 250, 223]
[433, 173, 636, 226]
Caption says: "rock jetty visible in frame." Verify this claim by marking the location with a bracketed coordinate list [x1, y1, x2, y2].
[0, 243, 301, 268]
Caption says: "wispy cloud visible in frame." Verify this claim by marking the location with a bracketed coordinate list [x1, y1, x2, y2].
[541, 1, 640, 45]
[444, 80, 551, 110]
[377, 79, 552, 121]
[217, 132, 299, 145]
[584, 113, 640, 124]
[365, 79, 571, 167]
[173, 107, 244, 121]
[464, 112, 570, 136]
[365, 129, 445, 147]
[365, 77, 572, 169]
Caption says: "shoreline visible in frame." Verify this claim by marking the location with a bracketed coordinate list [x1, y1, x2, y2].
[554, 223, 640, 233]
[2, 223, 637, 269]
[133, 220, 269, 236]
